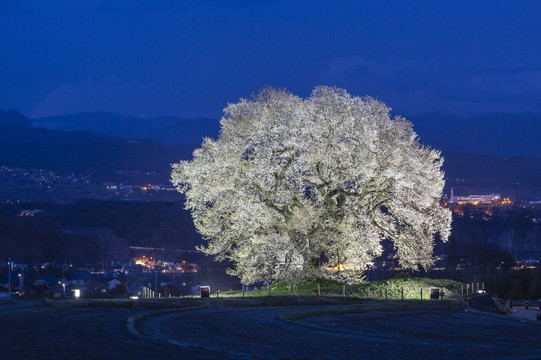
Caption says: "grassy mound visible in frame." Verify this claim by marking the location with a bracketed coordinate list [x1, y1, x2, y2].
[223, 277, 464, 300]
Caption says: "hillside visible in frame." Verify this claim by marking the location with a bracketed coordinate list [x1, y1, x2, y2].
[30, 110, 541, 159]
[33, 111, 220, 145]
[0, 125, 194, 183]
[410, 111, 541, 159]
[3, 109, 541, 198]
[0, 110, 33, 128]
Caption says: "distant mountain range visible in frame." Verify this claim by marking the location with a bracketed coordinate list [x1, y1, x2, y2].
[0, 110, 33, 128]
[3, 109, 541, 197]
[23, 109, 541, 159]
[0, 111, 194, 183]
[408, 111, 541, 159]
[32, 111, 220, 145]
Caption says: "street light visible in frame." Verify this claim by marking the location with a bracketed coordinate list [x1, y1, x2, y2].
[18, 273, 22, 295]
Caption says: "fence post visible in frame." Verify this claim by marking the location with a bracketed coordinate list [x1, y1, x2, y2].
[401, 288, 404, 302]
[268, 284, 271, 296]
[420, 288, 423, 301]
[242, 285, 245, 298]
[385, 289, 388, 301]
[482, 282, 485, 291]
[293, 284, 296, 296]
[343, 285, 346, 297]
[317, 283, 320, 297]
[367, 288, 370, 299]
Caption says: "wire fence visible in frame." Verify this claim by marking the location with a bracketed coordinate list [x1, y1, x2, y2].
[153, 280, 484, 302]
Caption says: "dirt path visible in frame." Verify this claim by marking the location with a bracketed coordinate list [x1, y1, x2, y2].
[2, 299, 541, 360]
[0, 302, 228, 360]
[140, 306, 541, 359]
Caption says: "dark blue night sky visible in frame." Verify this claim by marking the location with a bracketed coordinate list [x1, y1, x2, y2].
[1, 1, 540, 119]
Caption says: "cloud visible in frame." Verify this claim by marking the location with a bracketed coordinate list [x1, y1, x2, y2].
[318, 55, 541, 116]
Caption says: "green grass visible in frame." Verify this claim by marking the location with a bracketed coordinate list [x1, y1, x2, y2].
[43, 295, 394, 309]
[222, 277, 465, 300]
[42, 277, 466, 309]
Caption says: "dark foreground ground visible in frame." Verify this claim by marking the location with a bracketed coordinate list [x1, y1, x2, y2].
[1, 297, 540, 359]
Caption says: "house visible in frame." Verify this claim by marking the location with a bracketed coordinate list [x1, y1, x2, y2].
[107, 279, 123, 290]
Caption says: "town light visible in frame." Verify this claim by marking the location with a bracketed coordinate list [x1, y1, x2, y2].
[73, 289, 80, 298]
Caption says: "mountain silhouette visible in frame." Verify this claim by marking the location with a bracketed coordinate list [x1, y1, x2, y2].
[0, 124, 194, 183]
[0, 110, 33, 128]
[32, 111, 220, 145]
[3, 109, 541, 195]
[409, 111, 541, 159]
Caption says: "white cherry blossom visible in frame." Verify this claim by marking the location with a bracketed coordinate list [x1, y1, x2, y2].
[171, 87, 452, 284]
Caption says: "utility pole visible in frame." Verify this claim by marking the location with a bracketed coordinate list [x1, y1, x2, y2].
[154, 252, 158, 298]
[155, 265, 158, 298]
[8, 257, 12, 299]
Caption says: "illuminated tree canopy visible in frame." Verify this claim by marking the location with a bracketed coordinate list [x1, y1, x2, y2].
[171, 87, 452, 284]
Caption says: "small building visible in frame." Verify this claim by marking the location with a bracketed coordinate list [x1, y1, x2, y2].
[192, 284, 210, 296]
[107, 279, 123, 290]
